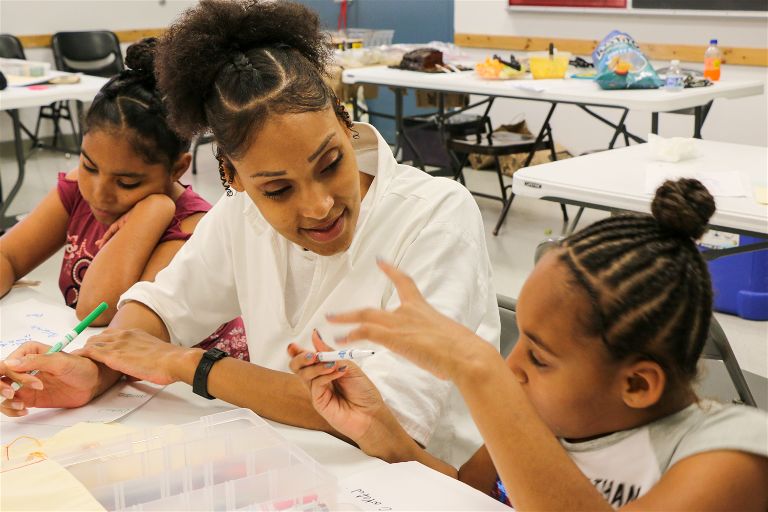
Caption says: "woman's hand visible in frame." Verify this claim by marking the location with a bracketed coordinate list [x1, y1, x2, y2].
[80, 328, 195, 385]
[328, 260, 495, 381]
[287, 330, 386, 442]
[0, 341, 102, 416]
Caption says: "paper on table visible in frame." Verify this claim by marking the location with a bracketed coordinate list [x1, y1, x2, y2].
[338, 461, 509, 511]
[0, 298, 95, 359]
[0, 380, 163, 444]
[645, 164, 747, 197]
[0, 458, 106, 511]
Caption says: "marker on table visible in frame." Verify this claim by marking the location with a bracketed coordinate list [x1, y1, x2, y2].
[11, 301, 108, 391]
[316, 349, 375, 362]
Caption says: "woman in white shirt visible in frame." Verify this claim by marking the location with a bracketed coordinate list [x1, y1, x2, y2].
[0, 0, 498, 463]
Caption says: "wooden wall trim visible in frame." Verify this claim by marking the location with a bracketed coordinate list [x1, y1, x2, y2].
[16, 29, 768, 67]
[17, 29, 166, 50]
[455, 33, 768, 67]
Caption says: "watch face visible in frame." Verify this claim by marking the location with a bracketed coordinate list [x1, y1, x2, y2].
[207, 348, 229, 359]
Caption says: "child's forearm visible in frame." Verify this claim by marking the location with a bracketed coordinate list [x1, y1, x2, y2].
[77, 195, 175, 324]
[0, 253, 16, 298]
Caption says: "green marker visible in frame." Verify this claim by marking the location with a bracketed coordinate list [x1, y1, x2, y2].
[11, 301, 108, 390]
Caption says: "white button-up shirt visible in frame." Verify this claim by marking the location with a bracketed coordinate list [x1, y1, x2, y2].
[121, 123, 500, 464]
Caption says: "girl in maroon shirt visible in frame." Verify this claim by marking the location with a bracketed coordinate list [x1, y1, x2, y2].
[0, 38, 247, 360]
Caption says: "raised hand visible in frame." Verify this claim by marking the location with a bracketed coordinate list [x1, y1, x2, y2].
[287, 330, 385, 442]
[0, 341, 103, 416]
[327, 260, 494, 381]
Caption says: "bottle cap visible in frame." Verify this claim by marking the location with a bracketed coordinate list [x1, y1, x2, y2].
[710, 39, 718, 44]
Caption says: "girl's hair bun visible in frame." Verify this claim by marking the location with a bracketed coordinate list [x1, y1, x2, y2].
[124, 37, 159, 83]
[651, 178, 715, 240]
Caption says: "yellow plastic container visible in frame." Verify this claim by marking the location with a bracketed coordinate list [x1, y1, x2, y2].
[529, 51, 571, 79]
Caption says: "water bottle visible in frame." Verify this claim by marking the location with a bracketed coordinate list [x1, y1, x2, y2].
[704, 39, 721, 81]
[664, 60, 685, 92]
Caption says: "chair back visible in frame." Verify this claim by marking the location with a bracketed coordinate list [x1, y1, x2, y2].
[701, 316, 756, 406]
[51, 31, 124, 78]
[0, 34, 26, 59]
[497, 294, 519, 358]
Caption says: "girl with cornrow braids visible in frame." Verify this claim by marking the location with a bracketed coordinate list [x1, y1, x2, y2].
[1, 1, 499, 465]
[290, 178, 768, 511]
[0, 38, 246, 358]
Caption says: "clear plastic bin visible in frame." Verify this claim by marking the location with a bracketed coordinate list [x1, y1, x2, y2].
[0, 57, 51, 77]
[41, 409, 336, 511]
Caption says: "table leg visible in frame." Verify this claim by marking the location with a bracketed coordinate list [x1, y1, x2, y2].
[694, 106, 703, 139]
[0, 109, 27, 231]
[75, 100, 85, 146]
[608, 109, 629, 149]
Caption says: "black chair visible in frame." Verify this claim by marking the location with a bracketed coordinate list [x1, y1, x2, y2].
[0, 34, 41, 144]
[0, 33, 25, 60]
[448, 114, 568, 236]
[191, 133, 215, 175]
[38, 31, 124, 153]
[497, 294, 519, 358]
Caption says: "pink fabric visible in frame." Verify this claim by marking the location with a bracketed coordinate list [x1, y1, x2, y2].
[56, 173, 248, 360]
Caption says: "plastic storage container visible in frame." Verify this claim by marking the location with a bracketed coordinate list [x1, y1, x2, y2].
[26, 409, 337, 511]
[706, 235, 768, 320]
[529, 51, 571, 79]
[0, 57, 51, 77]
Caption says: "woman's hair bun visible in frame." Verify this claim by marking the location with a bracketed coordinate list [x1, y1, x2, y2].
[156, 0, 330, 139]
[651, 178, 715, 240]
[124, 37, 158, 82]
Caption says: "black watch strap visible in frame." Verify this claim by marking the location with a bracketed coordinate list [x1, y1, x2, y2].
[192, 348, 228, 400]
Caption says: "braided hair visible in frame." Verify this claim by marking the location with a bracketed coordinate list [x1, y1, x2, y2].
[84, 37, 190, 168]
[559, 178, 716, 388]
[155, 0, 353, 194]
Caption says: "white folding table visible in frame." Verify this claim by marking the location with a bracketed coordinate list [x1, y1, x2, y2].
[342, 66, 764, 234]
[0, 73, 108, 229]
[511, 139, 768, 249]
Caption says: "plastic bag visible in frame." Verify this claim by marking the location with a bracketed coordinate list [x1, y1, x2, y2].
[592, 31, 663, 90]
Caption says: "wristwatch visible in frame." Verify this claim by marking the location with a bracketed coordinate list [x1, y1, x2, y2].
[192, 347, 228, 400]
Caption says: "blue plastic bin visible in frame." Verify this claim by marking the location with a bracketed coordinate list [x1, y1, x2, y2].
[707, 235, 768, 321]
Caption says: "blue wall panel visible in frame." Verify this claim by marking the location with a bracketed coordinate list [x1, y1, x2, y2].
[299, 0, 454, 143]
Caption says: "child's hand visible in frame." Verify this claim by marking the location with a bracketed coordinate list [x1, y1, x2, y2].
[95, 194, 175, 248]
[95, 210, 131, 248]
[287, 330, 386, 442]
[0, 341, 102, 416]
[328, 260, 495, 382]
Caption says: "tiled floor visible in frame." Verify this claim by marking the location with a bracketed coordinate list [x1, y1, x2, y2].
[1, 135, 766, 407]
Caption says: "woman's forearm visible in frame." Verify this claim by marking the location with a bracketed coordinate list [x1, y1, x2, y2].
[168, 349, 338, 432]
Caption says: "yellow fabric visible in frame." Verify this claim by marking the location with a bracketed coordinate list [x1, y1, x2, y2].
[0, 459, 105, 511]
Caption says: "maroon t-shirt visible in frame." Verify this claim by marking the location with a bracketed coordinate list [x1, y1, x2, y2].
[56, 173, 248, 360]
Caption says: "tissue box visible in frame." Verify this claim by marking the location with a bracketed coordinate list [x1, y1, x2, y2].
[40, 409, 337, 511]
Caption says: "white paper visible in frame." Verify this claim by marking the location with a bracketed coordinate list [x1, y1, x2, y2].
[0, 299, 98, 359]
[338, 461, 509, 511]
[644, 164, 747, 197]
[0, 298, 163, 444]
[0, 380, 163, 444]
